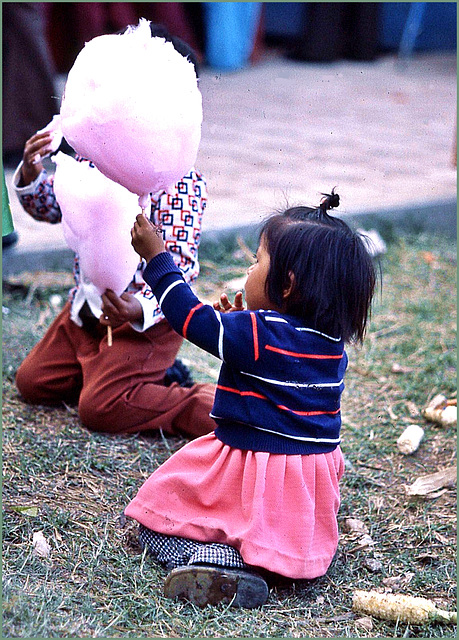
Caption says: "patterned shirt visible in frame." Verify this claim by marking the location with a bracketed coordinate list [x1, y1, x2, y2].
[13, 159, 207, 331]
[143, 252, 348, 455]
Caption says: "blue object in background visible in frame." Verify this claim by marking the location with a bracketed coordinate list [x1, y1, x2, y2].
[262, 2, 305, 38]
[398, 3, 427, 59]
[264, 2, 456, 52]
[380, 2, 456, 51]
[204, 2, 262, 71]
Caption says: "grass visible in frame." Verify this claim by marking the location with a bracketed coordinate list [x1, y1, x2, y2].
[2, 231, 457, 638]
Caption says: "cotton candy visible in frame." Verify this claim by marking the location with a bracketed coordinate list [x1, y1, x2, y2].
[59, 19, 202, 208]
[52, 152, 141, 295]
[35, 115, 63, 162]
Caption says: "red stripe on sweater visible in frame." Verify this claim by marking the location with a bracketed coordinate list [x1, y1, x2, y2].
[182, 303, 204, 339]
[265, 345, 343, 359]
[276, 405, 341, 417]
[250, 312, 259, 361]
[217, 385, 340, 416]
[217, 385, 266, 400]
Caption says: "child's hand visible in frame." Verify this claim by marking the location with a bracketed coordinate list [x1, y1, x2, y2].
[131, 213, 165, 263]
[213, 291, 245, 313]
[100, 289, 143, 327]
[19, 131, 54, 186]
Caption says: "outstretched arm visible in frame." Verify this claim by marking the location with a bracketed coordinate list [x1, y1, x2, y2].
[131, 212, 165, 262]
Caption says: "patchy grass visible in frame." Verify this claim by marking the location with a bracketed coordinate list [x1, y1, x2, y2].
[2, 232, 456, 638]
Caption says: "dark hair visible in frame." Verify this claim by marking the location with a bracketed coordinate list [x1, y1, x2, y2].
[119, 23, 200, 78]
[260, 191, 376, 343]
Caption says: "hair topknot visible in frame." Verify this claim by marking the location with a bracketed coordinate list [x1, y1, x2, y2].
[319, 188, 340, 212]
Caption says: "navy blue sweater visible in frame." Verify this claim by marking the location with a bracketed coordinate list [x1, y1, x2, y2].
[144, 252, 347, 454]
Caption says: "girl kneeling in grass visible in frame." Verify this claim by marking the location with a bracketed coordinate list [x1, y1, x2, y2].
[126, 192, 376, 608]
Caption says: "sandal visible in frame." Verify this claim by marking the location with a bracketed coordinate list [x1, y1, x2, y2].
[163, 565, 269, 608]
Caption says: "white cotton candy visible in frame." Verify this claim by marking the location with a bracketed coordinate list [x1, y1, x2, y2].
[37, 115, 63, 153]
[59, 19, 202, 206]
[53, 152, 141, 295]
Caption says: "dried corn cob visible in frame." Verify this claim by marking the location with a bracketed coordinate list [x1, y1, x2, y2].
[423, 394, 457, 427]
[396, 424, 424, 454]
[352, 590, 457, 624]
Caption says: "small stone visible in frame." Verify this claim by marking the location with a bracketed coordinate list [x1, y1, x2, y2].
[363, 557, 383, 572]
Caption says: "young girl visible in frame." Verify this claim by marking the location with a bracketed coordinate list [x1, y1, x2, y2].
[126, 192, 376, 608]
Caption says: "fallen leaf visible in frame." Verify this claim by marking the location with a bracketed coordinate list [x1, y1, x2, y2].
[344, 518, 369, 534]
[391, 363, 413, 374]
[424, 488, 449, 500]
[355, 616, 373, 630]
[11, 505, 39, 517]
[354, 534, 376, 550]
[433, 531, 450, 545]
[363, 557, 383, 573]
[406, 466, 457, 496]
[382, 572, 415, 590]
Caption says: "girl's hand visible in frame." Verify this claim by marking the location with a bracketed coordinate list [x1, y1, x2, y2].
[100, 290, 143, 328]
[213, 291, 245, 313]
[19, 132, 54, 186]
[131, 213, 165, 262]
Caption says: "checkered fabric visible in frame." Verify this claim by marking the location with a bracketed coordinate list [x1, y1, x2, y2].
[138, 525, 246, 571]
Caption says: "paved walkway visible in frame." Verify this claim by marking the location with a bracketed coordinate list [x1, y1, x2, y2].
[3, 51, 456, 273]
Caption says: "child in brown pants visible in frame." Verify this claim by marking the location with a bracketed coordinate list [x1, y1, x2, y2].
[13, 27, 215, 439]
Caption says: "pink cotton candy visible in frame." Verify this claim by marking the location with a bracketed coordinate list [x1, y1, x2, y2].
[37, 115, 63, 153]
[52, 152, 141, 295]
[59, 19, 202, 206]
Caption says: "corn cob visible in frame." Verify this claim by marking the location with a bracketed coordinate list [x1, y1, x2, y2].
[352, 590, 457, 624]
[423, 394, 457, 427]
[396, 424, 424, 454]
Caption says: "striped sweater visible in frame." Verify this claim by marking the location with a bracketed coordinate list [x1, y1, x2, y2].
[144, 252, 347, 454]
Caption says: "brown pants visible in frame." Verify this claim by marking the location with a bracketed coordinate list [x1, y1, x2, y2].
[15, 302, 216, 438]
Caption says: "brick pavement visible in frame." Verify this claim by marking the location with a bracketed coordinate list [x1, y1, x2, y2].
[197, 51, 456, 230]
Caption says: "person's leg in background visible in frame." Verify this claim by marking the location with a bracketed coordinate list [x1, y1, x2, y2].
[78, 319, 216, 438]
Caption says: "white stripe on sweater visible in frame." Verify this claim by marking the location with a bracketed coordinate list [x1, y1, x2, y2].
[213, 308, 224, 360]
[240, 370, 344, 388]
[263, 315, 341, 341]
[210, 415, 341, 444]
[158, 279, 185, 307]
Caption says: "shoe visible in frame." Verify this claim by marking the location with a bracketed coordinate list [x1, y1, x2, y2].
[163, 565, 269, 608]
[164, 359, 194, 388]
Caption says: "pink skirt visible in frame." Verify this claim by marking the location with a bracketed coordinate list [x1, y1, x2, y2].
[125, 432, 345, 579]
